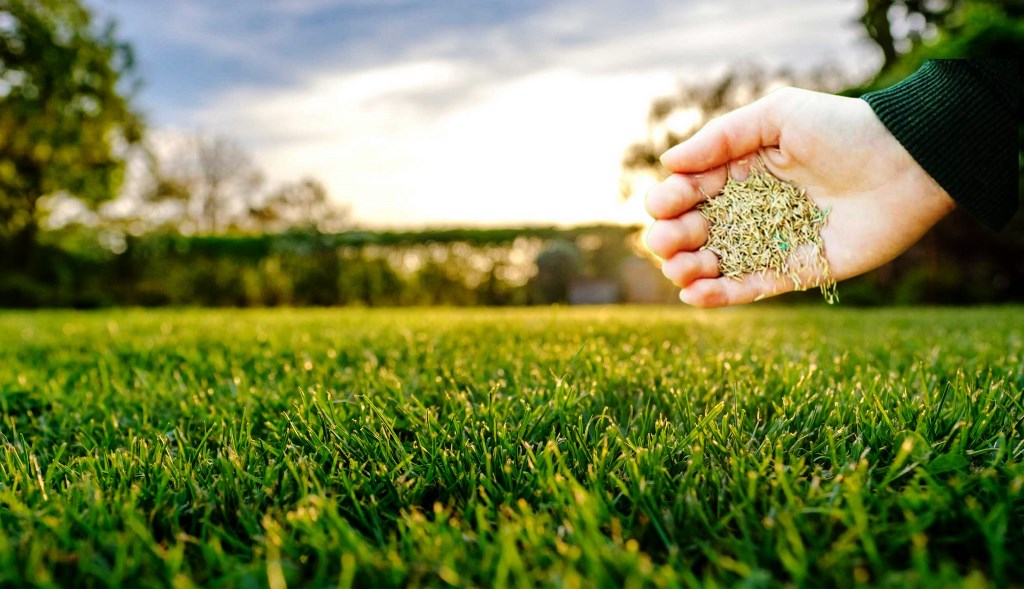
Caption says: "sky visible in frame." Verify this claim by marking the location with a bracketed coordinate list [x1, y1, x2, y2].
[94, 0, 880, 228]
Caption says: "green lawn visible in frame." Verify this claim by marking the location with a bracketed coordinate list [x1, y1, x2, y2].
[1, 306, 1022, 588]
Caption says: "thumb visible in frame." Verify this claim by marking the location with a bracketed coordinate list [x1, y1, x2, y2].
[660, 90, 785, 174]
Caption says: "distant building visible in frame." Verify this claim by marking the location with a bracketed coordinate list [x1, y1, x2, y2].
[619, 257, 678, 304]
[568, 277, 619, 305]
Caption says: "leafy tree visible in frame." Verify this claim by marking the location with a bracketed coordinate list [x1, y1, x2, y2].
[860, 0, 962, 73]
[529, 239, 581, 304]
[856, 0, 1023, 77]
[251, 177, 351, 234]
[0, 0, 141, 265]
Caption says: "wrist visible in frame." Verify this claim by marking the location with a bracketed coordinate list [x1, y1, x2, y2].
[861, 60, 1018, 231]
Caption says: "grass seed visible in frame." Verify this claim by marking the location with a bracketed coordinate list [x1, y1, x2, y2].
[697, 160, 837, 303]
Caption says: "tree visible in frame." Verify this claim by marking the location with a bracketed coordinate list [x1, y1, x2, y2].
[250, 177, 351, 234]
[529, 239, 581, 304]
[130, 133, 264, 234]
[0, 0, 141, 265]
[110, 134, 350, 236]
[860, 0, 963, 74]
[192, 135, 264, 233]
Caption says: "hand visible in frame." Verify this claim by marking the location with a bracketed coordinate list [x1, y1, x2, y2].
[645, 87, 957, 307]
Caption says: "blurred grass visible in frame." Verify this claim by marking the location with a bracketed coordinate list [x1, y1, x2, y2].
[1, 306, 1022, 588]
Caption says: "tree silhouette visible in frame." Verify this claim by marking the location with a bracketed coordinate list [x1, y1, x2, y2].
[251, 177, 351, 234]
[130, 134, 264, 234]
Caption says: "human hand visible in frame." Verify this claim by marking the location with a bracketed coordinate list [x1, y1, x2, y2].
[645, 87, 957, 307]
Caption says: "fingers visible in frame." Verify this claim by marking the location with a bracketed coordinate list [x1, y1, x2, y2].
[677, 261, 832, 308]
[679, 240, 840, 307]
[645, 156, 759, 220]
[645, 166, 726, 220]
[678, 275, 783, 308]
[660, 90, 784, 174]
[661, 250, 720, 287]
[645, 211, 708, 260]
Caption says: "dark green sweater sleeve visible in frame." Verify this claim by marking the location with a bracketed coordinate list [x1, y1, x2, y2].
[861, 59, 1019, 231]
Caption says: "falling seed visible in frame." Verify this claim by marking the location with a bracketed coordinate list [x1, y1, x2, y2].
[697, 159, 837, 303]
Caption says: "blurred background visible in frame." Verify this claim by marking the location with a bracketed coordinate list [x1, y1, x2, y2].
[1, 0, 1021, 308]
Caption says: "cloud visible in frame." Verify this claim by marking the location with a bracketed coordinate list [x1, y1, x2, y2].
[99, 0, 878, 226]
[105, 0, 873, 117]
[197, 61, 470, 142]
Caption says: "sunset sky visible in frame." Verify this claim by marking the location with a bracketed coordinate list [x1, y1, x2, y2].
[94, 0, 880, 228]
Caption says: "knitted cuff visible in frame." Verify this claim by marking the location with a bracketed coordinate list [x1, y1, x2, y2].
[861, 59, 1018, 231]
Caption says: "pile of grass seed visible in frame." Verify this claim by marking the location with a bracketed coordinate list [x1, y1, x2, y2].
[698, 160, 837, 302]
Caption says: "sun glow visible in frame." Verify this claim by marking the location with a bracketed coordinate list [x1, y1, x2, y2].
[193, 63, 673, 228]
